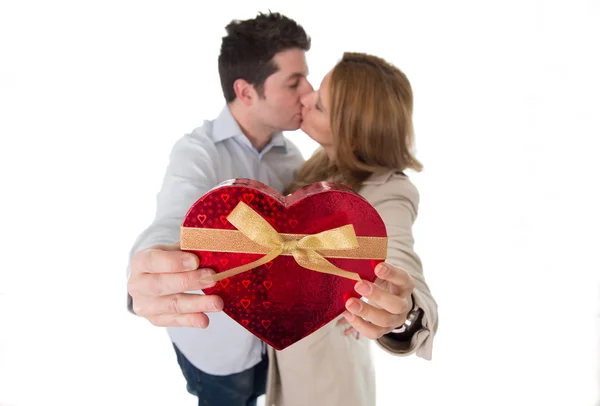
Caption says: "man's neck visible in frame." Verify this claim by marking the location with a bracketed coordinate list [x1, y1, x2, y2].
[229, 102, 274, 152]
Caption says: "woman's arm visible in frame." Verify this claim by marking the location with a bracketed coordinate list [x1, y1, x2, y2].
[366, 174, 439, 360]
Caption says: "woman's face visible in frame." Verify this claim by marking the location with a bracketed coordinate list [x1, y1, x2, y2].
[300, 70, 334, 156]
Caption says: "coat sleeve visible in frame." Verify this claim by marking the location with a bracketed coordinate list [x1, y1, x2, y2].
[368, 175, 439, 360]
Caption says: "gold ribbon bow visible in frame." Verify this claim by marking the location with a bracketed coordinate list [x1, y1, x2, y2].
[181, 201, 365, 282]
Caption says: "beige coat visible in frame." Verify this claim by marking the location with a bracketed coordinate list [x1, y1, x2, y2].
[264, 169, 439, 406]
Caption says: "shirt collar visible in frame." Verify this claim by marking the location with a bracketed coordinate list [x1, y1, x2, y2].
[212, 105, 288, 153]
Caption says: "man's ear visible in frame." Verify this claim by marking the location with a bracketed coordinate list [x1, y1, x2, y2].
[233, 78, 255, 106]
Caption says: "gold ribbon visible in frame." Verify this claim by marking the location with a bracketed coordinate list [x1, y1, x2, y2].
[180, 201, 386, 282]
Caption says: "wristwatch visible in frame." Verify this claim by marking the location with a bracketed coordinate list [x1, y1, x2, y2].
[127, 293, 136, 315]
[391, 295, 422, 334]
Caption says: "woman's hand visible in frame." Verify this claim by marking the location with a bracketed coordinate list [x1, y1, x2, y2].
[343, 263, 414, 339]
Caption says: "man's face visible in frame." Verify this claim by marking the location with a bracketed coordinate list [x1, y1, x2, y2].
[252, 48, 313, 132]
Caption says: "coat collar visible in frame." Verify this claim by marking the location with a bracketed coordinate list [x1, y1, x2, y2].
[362, 169, 405, 185]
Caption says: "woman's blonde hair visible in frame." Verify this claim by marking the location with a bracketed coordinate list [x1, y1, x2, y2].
[285, 52, 422, 194]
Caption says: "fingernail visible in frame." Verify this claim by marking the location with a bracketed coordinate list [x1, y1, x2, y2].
[184, 256, 198, 270]
[376, 263, 389, 277]
[211, 298, 224, 311]
[346, 300, 361, 313]
[195, 317, 206, 328]
[199, 269, 215, 282]
[355, 281, 372, 295]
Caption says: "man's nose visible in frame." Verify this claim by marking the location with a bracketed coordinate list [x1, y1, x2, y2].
[300, 90, 315, 107]
[300, 93, 309, 107]
[299, 80, 314, 98]
[305, 81, 314, 93]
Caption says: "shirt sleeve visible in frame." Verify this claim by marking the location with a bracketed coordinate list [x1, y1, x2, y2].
[126, 130, 219, 278]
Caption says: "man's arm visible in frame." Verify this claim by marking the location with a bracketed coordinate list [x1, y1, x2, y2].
[127, 131, 219, 271]
[126, 130, 226, 327]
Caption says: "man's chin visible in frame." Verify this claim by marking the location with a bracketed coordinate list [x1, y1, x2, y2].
[282, 120, 303, 132]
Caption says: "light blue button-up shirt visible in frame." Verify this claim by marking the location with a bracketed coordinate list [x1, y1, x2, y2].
[127, 105, 305, 375]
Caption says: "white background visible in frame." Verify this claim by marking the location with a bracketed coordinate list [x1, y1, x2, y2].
[1, 1, 599, 405]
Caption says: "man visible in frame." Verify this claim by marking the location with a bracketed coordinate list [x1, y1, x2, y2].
[127, 11, 428, 406]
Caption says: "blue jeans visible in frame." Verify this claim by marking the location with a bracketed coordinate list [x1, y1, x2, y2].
[173, 344, 268, 406]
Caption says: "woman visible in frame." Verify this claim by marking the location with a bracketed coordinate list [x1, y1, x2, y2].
[264, 52, 439, 406]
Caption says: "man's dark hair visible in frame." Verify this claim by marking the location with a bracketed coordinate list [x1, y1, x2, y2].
[218, 12, 311, 103]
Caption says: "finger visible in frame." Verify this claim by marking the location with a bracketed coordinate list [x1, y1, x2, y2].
[342, 311, 389, 340]
[354, 280, 410, 315]
[133, 293, 224, 317]
[152, 241, 181, 251]
[130, 269, 216, 296]
[344, 327, 357, 336]
[337, 318, 358, 337]
[336, 317, 350, 327]
[147, 312, 210, 328]
[374, 263, 415, 293]
[345, 297, 405, 329]
[134, 246, 200, 275]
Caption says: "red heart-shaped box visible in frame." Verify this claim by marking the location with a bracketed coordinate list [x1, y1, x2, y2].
[181, 179, 387, 350]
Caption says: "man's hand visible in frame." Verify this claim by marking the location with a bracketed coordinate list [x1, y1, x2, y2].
[343, 262, 414, 340]
[127, 242, 224, 328]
